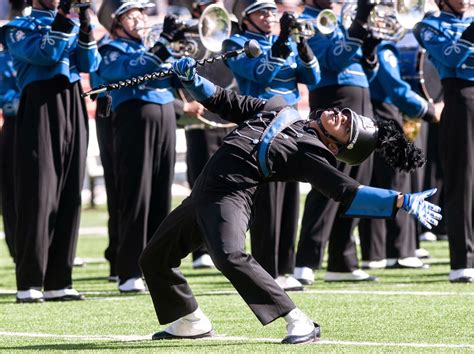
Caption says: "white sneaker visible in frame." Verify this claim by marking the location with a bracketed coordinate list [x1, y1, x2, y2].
[16, 289, 44, 303]
[275, 275, 304, 291]
[293, 267, 315, 285]
[387, 257, 428, 269]
[361, 259, 387, 269]
[324, 269, 377, 282]
[419, 231, 437, 242]
[415, 248, 431, 259]
[192, 254, 215, 269]
[449, 268, 474, 283]
[119, 277, 147, 293]
[165, 308, 213, 337]
[43, 288, 85, 301]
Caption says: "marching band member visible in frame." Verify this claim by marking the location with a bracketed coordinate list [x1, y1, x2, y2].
[0, 0, 99, 302]
[0, 44, 19, 261]
[414, 0, 474, 283]
[89, 33, 120, 282]
[294, 0, 378, 284]
[223, 0, 320, 291]
[359, 37, 441, 270]
[139, 56, 442, 344]
[97, 0, 183, 293]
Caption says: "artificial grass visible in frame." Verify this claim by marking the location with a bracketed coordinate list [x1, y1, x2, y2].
[1, 201, 473, 352]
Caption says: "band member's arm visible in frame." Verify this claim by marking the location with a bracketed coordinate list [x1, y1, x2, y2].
[98, 45, 173, 90]
[297, 152, 440, 228]
[294, 38, 321, 86]
[75, 6, 100, 73]
[414, 22, 474, 68]
[174, 57, 266, 124]
[376, 45, 436, 122]
[3, 17, 73, 65]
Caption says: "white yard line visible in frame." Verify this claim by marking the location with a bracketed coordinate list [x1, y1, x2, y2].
[0, 331, 473, 349]
[197, 289, 474, 297]
[1, 288, 473, 297]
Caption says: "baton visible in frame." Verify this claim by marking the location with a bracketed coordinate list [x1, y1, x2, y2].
[82, 40, 262, 99]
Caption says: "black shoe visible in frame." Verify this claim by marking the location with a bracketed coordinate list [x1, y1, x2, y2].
[281, 322, 321, 344]
[449, 276, 473, 283]
[16, 297, 44, 304]
[152, 330, 214, 340]
[298, 278, 313, 286]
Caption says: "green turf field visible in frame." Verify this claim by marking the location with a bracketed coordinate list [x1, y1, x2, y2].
[1, 200, 473, 352]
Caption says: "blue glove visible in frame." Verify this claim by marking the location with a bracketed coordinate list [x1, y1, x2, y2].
[173, 57, 196, 82]
[401, 188, 442, 230]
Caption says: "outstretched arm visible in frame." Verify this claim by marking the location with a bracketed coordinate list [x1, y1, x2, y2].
[173, 57, 266, 125]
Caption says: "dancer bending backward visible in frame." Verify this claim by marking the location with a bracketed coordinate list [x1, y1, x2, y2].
[139, 56, 442, 344]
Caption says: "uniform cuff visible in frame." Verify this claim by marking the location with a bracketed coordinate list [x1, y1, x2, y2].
[422, 102, 436, 123]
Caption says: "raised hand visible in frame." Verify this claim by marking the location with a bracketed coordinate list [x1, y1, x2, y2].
[58, 0, 72, 15]
[355, 0, 376, 23]
[173, 57, 197, 82]
[79, 6, 92, 31]
[160, 15, 184, 44]
[401, 188, 442, 230]
[278, 11, 297, 42]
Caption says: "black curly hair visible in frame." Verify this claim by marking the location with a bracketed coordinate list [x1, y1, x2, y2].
[375, 118, 426, 173]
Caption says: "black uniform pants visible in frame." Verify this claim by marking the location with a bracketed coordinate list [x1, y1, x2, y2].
[140, 145, 295, 325]
[296, 85, 373, 272]
[422, 123, 447, 235]
[95, 107, 118, 277]
[113, 100, 176, 282]
[14, 77, 88, 291]
[250, 181, 299, 277]
[359, 102, 415, 261]
[185, 127, 233, 261]
[440, 79, 474, 270]
[1, 114, 16, 260]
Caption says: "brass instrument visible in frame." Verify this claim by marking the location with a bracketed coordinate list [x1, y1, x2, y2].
[341, 0, 428, 41]
[145, 4, 232, 57]
[402, 117, 422, 141]
[291, 9, 338, 41]
[71, 0, 92, 8]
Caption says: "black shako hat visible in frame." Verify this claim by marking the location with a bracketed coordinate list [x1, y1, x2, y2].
[336, 108, 379, 166]
[315, 108, 425, 172]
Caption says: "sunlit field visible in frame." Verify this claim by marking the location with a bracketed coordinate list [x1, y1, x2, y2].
[1, 198, 473, 352]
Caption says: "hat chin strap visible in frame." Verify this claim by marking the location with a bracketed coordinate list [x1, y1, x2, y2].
[246, 16, 271, 35]
[315, 117, 347, 153]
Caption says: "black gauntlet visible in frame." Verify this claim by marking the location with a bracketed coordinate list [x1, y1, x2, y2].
[58, 0, 72, 14]
[297, 38, 315, 63]
[461, 22, 474, 43]
[79, 6, 94, 42]
[421, 102, 436, 123]
[51, 12, 75, 34]
[149, 42, 173, 61]
[271, 39, 292, 59]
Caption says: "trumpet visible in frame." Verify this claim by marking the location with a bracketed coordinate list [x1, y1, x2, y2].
[291, 9, 338, 40]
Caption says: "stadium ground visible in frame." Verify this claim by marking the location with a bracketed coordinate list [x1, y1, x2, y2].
[1, 200, 473, 353]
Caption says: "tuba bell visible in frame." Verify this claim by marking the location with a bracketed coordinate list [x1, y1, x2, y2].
[145, 4, 232, 58]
